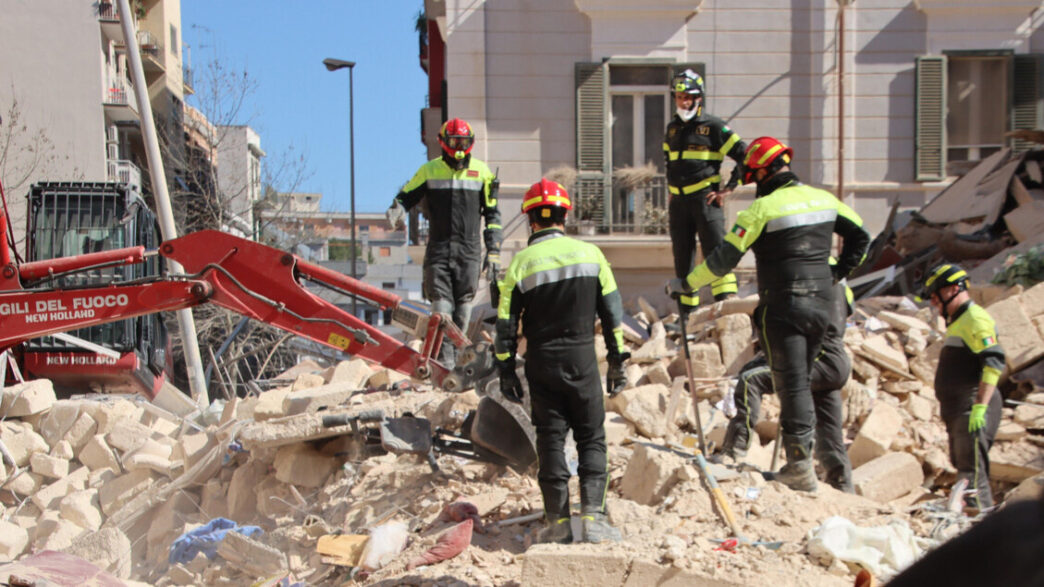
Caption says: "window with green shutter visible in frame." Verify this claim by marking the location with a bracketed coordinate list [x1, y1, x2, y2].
[916, 52, 1044, 181]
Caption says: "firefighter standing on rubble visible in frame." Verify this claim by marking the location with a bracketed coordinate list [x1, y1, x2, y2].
[664, 69, 747, 310]
[386, 118, 502, 367]
[718, 277, 856, 493]
[920, 263, 1004, 510]
[494, 178, 629, 544]
[667, 136, 870, 492]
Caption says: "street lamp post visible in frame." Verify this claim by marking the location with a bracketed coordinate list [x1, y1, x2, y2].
[323, 57, 358, 317]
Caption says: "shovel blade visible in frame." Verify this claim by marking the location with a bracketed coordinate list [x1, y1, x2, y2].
[470, 396, 537, 470]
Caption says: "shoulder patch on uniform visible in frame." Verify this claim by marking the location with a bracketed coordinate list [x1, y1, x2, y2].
[723, 125, 731, 133]
[982, 335, 996, 347]
[467, 170, 479, 178]
[731, 224, 747, 238]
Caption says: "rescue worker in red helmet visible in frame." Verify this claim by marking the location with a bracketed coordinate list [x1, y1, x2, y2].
[921, 263, 1004, 511]
[663, 69, 747, 311]
[667, 137, 870, 492]
[386, 118, 502, 367]
[495, 178, 628, 544]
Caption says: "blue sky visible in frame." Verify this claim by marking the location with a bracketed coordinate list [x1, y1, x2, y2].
[182, 1, 428, 214]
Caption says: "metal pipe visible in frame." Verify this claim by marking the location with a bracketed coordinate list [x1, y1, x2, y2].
[116, 0, 208, 406]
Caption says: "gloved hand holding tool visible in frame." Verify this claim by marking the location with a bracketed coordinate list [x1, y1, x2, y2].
[386, 200, 406, 230]
[497, 359, 524, 403]
[606, 351, 630, 397]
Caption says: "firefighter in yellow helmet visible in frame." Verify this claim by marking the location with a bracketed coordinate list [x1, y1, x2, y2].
[921, 263, 1004, 511]
[667, 137, 870, 492]
[386, 118, 501, 367]
[495, 178, 628, 544]
[663, 69, 747, 310]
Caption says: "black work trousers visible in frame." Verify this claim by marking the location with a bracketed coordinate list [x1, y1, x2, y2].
[426, 254, 480, 366]
[938, 388, 1002, 509]
[753, 293, 831, 459]
[525, 344, 608, 518]
[728, 347, 853, 488]
[668, 192, 736, 306]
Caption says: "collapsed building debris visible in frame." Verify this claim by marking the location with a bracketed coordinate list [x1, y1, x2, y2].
[1, 288, 1043, 586]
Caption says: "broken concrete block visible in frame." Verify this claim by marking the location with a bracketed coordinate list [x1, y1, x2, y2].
[366, 368, 408, 390]
[227, 459, 266, 523]
[996, 421, 1027, 442]
[106, 419, 153, 453]
[79, 434, 121, 473]
[988, 296, 1044, 372]
[1014, 404, 1044, 429]
[668, 342, 725, 379]
[293, 371, 327, 391]
[167, 563, 198, 586]
[273, 444, 337, 488]
[216, 529, 288, 577]
[608, 383, 669, 439]
[522, 546, 630, 586]
[1005, 473, 1044, 503]
[882, 379, 922, 398]
[254, 386, 293, 421]
[619, 443, 693, 505]
[852, 451, 924, 503]
[82, 398, 137, 435]
[1, 379, 56, 418]
[98, 469, 155, 516]
[3, 470, 42, 496]
[631, 322, 670, 363]
[38, 400, 87, 447]
[30, 451, 69, 480]
[849, 402, 905, 468]
[604, 414, 632, 446]
[62, 412, 98, 452]
[644, 362, 671, 386]
[146, 491, 197, 566]
[200, 478, 228, 521]
[878, 311, 933, 334]
[35, 517, 83, 552]
[124, 452, 175, 477]
[903, 393, 936, 422]
[0, 519, 28, 562]
[51, 439, 74, 460]
[60, 488, 103, 530]
[989, 442, 1044, 483]
[64, 527, 132, 579]
[0, 421, 49, 467]
[31, 466, 89, 510]
[282, 380, 364, 416]
[623, 363, 645, 388]
[178, 431, 216, 471]
[857, 334, 910, 375]
[327, 358, 374, 389]
[716, 313, 754, 373]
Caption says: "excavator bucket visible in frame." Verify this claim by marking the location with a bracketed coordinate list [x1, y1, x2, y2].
[469, 395, 537, 470]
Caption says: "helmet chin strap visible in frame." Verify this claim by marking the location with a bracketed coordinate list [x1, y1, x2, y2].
[936, 287, 962, 321]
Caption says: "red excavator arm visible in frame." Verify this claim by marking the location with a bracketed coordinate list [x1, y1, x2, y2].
[0, 223, 467, 390]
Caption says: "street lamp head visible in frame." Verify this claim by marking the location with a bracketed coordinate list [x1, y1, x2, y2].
[323, 58, 356, 71]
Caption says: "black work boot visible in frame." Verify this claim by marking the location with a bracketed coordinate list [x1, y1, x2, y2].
[718, 424, 749, 460]
[580, 511, 621, 544]
[774, 432, 817, 492]
[825, 464, 854, 494]
[538, 516, 573, 544]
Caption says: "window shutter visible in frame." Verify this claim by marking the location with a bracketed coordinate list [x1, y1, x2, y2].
[915, 56, 946, 181]
[1011, 55, 1041, 154]
[575, 62, 609, 227]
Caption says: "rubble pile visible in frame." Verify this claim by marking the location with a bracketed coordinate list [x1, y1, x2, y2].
[2, 290, 1044, 586]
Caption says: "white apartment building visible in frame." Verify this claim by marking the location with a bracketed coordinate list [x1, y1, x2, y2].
[216, 125, 265, 236]
[421, 0, 1044, 303]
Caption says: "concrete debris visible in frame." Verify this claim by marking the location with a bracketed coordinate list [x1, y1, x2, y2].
[1, 289, 1043, 586]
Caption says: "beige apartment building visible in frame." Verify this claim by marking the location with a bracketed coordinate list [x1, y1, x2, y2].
[420, 0, 1044, 304]
[0, 0, 192, 245]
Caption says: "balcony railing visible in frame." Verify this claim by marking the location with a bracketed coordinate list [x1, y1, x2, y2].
[98, 1, 117, 20]
[137, 30, 161, 59]
[107, 159, 142, 191]
[103, 73, 138, 112]
[569, 173, 670, 235]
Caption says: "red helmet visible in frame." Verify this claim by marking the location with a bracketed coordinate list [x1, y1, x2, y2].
[742, 136, 793, 184]
[522, 178, 572, 214]
[438, 118, 475, 160]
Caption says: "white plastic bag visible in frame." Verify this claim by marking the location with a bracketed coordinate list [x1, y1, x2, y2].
[359, 520, 409, 571]
[806, 516, 925, 578]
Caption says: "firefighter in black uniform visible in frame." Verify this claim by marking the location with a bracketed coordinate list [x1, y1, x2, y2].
[663, 69, 747, 310]
[719, 280, 856, 492]
[494, 178, 629, 544]
[387, 118, 501, 367]
[920, 263, 1004, 510]
[667, 136, 870, 492]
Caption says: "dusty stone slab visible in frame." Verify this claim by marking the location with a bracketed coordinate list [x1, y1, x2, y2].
[856, 334, 910, 375]
[1, 379, 56, 418]
[273, 444, 337, 488]
[0, 421, 49, 467]
[848, 402, 904, 468]
[522, 546, 630, 586]
[716, 313, 754, 373]
[619, 443, 693, 505]
[63, 527, 132, 579]
[0, 519, 28, 562]
[877, 310, 933, 333]
[217, 529, 288, 577]
[988, 296, 1044, 372]
[989, 442, 1044, 483]
[852, 451, 924, 503]
[608, 384, 669, 439]
[79, 434, 121, 473]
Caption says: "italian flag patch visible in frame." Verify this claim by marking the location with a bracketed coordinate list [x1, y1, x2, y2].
[982, 335, 996, 346]
[731, 224, 747, 238]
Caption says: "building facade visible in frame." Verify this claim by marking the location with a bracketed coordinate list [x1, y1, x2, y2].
[420, 0, 1044, 304]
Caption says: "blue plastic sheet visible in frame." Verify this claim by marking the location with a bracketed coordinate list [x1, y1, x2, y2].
[168, 517, 263, 565]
